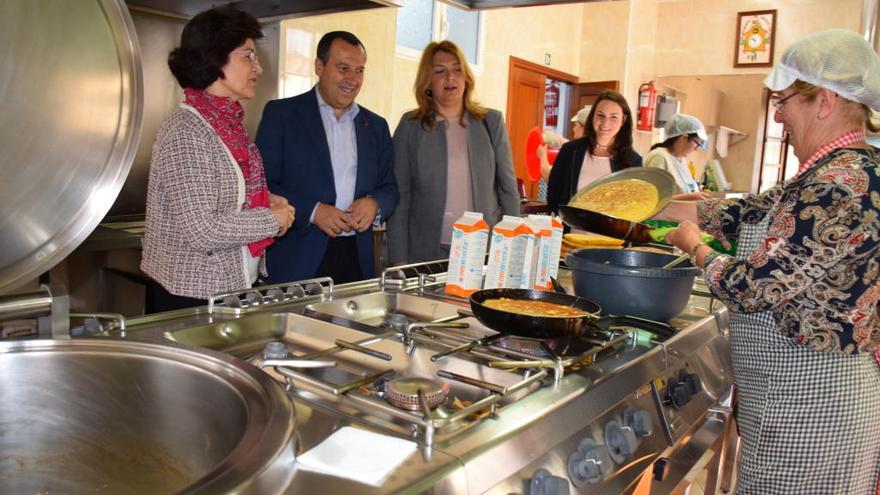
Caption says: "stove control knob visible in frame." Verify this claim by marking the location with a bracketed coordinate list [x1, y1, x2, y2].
[528, 468, 570, 495]
[681, 372, 702, 395]
[567, 438, 610, 488]
[624, 407, 653, 437]
[663, 381, 691, 409]
[605, 420, 638, 464]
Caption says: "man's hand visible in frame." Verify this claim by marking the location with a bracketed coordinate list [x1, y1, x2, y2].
[313, 203, 354, 238]
[346, 196, 379, 232]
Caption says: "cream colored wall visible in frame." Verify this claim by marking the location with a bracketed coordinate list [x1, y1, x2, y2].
[276, 1, 863, 192]
[277, 9, 398, 120]
[656, 74, 766, 192]
[279, 4, 585, 132]
[654, 0, 861, 76]
[478, 4, 584, 113]
[579, 1, 629, 83]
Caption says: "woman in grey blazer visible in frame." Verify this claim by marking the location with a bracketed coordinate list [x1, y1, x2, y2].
[388, 40, 520, 264]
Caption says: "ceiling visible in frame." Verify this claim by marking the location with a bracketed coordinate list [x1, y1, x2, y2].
[124, 0, 619, 20]
[125, 0, 403, 20]
[441, 0, 618, 10]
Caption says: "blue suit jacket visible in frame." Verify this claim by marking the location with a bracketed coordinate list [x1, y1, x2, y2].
[255, 88, 399, 283]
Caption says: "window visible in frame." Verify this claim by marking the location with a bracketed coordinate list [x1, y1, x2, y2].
[395, 0, 483, 66]
[395, 0, 433, 54]
[758, 93, 798, 192]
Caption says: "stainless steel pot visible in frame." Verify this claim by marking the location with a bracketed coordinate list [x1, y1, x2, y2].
[0, 339, 295, 494]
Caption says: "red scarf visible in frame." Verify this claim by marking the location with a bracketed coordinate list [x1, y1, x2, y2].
[184, 88, 273, 257]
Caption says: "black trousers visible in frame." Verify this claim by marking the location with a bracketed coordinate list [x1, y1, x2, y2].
[315, 236, 362, 284]
[145, 280, 205, 314]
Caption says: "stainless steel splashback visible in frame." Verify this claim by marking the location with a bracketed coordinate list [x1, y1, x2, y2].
[0, 0, 143, 293]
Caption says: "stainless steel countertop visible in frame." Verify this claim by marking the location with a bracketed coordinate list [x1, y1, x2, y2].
[115, 267, 730, 494]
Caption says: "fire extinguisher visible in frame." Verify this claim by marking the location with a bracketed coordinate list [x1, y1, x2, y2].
[544, 81, 559, 127]
[637, 81, 657, 131]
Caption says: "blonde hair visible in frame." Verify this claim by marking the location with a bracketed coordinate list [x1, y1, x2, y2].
[792, 80, 880, 132]
[410, 40, 487, 129]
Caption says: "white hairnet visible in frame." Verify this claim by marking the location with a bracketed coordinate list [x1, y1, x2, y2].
[570, 106, 590, 125]
[664, 113, 708, 149]
[764, 29, 880, 110]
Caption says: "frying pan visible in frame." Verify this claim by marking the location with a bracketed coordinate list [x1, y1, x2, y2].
[559, 167, 676, 243]
[558, 205, 657, 244]
[469, 288, 675, 340]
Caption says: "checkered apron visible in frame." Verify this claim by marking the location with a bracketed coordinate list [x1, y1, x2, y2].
[728, 211, 880, 494]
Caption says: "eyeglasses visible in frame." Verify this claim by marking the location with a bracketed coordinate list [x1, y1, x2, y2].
[689, 136, 705, 148]
[771, 91, 797, 111]
[232, 49, 260, 66]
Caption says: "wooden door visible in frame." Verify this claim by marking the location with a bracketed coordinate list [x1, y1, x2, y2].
[569, 80, 620, 123]
[506, 57, 578, 199]
[507, 64, 545, 198]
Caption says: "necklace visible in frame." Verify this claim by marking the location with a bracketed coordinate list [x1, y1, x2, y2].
[595, 143, 609, 150]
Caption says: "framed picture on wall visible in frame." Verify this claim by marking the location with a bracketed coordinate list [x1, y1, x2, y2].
[734, 10, 776, 68]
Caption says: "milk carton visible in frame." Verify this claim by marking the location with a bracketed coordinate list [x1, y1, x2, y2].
[519, 217, 542, 289]
[484, 216, 533, 289]
[531, 215, 563, 290]
[445, 211, 490, 298]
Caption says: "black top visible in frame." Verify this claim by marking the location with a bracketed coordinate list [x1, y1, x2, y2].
[546, 138, 643, 214]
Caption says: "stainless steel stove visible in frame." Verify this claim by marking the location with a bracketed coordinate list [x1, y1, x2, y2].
[125, 264, 736, 494]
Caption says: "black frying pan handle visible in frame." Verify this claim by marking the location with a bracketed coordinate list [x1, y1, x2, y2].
[592, 315, 676, 338]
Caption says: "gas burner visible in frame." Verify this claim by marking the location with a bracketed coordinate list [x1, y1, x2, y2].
[385, 377, 449, 411]
[494, 331, 627, 362]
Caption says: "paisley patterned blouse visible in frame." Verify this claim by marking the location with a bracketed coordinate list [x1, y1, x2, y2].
[698, 147, 879, 355]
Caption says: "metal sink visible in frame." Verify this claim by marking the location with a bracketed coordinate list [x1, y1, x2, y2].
[163, 311, 535, 418]
[305, 291, 465, 326]
[164, 312, 370, 359]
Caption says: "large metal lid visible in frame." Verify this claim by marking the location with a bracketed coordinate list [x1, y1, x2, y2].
[0, 0, 143, 293]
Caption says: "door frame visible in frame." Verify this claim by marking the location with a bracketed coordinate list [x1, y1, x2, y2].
[506, 56, 578, 198]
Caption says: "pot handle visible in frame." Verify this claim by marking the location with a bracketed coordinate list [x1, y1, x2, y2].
[592, 315, 675, 338]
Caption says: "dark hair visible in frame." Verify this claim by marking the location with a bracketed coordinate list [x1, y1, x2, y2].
[168, 6, 262, 89]
[583, 90, 635, 159]
[316, 31, 366, 63]
[650, 133, 700, 150]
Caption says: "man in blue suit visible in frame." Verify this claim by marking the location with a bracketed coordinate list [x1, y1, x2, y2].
[256, 31, 398, 284]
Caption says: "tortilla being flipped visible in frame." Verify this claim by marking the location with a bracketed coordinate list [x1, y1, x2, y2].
[570, 178, 659, 222]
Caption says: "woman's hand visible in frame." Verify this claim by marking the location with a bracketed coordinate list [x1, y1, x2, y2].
[672, 191, 713, 201]
[665, 220, 703, 254]
[270, 198, 295, 237]
[269, 193, 288, 207]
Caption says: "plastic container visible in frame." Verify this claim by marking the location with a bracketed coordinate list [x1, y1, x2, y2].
[565, 248, 702, 321]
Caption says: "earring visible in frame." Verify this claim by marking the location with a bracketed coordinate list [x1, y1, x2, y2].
[425, 88, 433, 97]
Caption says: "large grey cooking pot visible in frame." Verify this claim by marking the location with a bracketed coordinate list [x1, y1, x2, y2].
[566, 248, 702, 322]
[0, 339, 295, 494]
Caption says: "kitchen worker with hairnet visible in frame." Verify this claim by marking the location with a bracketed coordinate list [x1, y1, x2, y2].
[658, 29, 880, 494]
